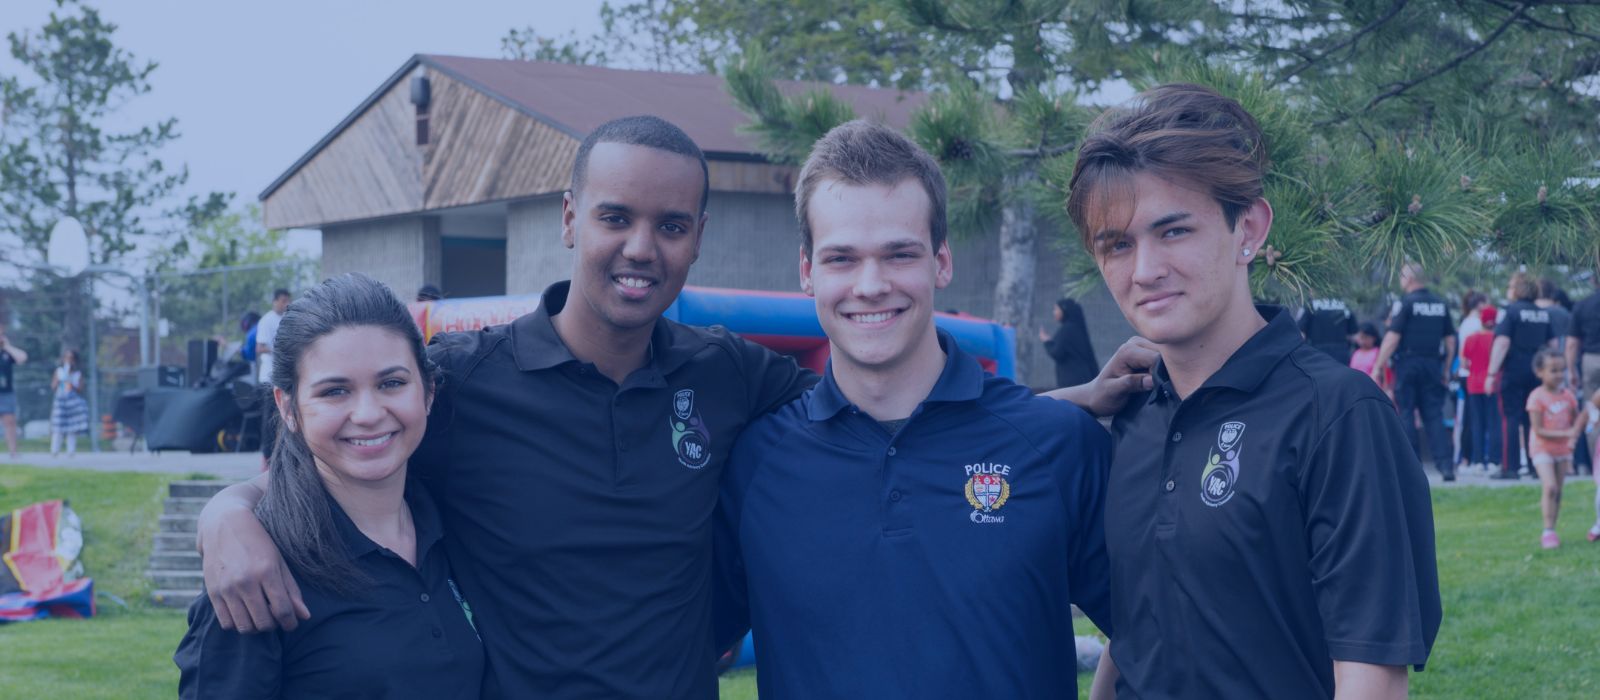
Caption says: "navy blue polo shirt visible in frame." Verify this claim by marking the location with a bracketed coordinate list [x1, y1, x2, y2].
[714, 330, 1114, 699]
[1390, 287, 1455, 358]
[176, 483, 483, 699]
[412, 281, 811, 699]
[1106, 307, 1441, 699]
[1496, 300, 1555, 381]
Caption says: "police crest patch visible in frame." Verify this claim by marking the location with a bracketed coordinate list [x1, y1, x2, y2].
[670, 389, 711, 469]
[1200, 421, 1245, 507]
[964, 462, 1012, 523]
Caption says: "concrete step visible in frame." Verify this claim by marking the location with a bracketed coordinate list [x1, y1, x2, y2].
[149, 551, 201, 570]
[159, 514, 198, 534]
[154, 532, 197, 552]
[167, 480, 233, 499]
[162, 497, 210, 516]
[148, 569, 204, 590]
[150, 589, 203, 609]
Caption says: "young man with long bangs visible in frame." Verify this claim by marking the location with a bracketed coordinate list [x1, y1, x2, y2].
[1066, 84, 1441, 699]
[714, 119, 1120, 699]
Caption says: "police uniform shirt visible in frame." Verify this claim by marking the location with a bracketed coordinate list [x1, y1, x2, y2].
[1494, 300, 1555, 380]
[1105, 307, 1441, 700]
[413, 281, 811, 699]
[1298, 298, 1357, 362]
[1389, 287, 1455, 357]
[714, 330, 1114, 699]
[176, 484, 483, 699]
[0, 348, 14, 394]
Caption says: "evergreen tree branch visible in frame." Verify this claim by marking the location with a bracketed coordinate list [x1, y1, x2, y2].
[1273, 0, 1411, 85]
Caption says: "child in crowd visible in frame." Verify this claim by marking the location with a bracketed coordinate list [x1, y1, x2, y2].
[49, 349, 88, 457]
[1528, 349, 1582, 548]
[1461, 305, 1501, 475]
[1348, 323, 1391, 400]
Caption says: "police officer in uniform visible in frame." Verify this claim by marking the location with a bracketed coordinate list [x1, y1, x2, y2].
[1487, 272, 1557, 479]
[1371, 263, 1457, 480]
[1299, 297, 1358, 365]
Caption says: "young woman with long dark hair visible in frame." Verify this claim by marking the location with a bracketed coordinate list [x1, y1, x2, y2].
[175, 273, 482, 699]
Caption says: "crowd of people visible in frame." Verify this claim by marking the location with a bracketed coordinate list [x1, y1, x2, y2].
[176, 85, 1442, 700]
[1298, 268, 1600, 548]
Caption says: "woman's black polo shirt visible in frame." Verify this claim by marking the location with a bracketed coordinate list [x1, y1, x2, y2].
[1105, 306, 1441, 699]
[176, 483, 483, 699]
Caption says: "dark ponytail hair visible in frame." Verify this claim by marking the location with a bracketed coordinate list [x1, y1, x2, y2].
[256, 273, 436, 597]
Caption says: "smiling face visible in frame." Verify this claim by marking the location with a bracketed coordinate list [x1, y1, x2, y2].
[276, 326, 431, 490]
[801, 178, 952, 375]
[560, 142, 706, 336]
[1091, 172, 1269, 353]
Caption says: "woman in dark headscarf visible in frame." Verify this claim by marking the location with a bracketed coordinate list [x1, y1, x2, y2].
[1039, 298, 1100, 388]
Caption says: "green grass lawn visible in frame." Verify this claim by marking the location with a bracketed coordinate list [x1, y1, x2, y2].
[1, 463, 1596, 699]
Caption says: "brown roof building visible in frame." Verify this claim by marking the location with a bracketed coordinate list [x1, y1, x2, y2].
[261, 54, 1119, 385]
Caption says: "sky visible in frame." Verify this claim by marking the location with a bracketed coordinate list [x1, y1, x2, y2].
[0, 0, 605, 256]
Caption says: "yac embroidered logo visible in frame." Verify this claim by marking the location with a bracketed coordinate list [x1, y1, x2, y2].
[964, 462, 1011, 524]
[1201, 421, 1245, 507]
[670, 389, 711, 469]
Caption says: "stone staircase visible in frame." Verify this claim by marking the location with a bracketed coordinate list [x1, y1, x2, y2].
[148, 480, 235, 608]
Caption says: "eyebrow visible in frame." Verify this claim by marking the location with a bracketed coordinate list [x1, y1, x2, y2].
[309, 365, 412, 388]
[816, 238, 928, 256]
[1092, 211, 1192, 243]
[595, 201, 697, 223]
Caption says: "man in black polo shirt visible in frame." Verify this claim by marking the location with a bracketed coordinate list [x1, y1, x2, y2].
[1298, 296, 1356, 365]
[1370, 263, 1458, 480]
[195, 116, 813, 699]
[1065, 83, 1440, 699]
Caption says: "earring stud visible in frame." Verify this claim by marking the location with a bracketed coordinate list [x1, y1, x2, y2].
[1242, 248, 1252, 256]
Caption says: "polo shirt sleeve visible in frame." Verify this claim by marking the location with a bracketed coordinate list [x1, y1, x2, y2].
[1058, 409, 1115, 637]
[1299, 396, 1441, 670]
[1387, 299, 1412, 334]
[727, 333, 818, 418]
[174, 595, 283, 699]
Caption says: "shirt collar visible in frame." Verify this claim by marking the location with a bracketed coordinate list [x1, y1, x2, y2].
[1148, 305, 1301, 404]
[805, 328, 985, 422]
[327, 480, 445, 561]
[511, 280, 705, 376]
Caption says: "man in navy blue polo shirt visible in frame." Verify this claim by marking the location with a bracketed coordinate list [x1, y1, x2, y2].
[714, 120, 1116, 699]
[1065, 84, 1441, 699]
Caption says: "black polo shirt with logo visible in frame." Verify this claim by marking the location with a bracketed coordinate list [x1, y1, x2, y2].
[176, 484, 483, 699]
[1495, 300, 1554, 381]
[1389, 287, 1454, 358]
[1105, 307, 1441, 700]
[1298, 298, 1357, 364]
[411, 281, 811, 699]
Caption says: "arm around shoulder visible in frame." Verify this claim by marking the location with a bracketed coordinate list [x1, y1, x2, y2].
[197, 473, 310, 633]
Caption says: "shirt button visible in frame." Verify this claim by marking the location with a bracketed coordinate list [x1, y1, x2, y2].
[889, 490, 902, 502]
[419, 593, 430, 603]
[887, 447, 897, 456]
[432, 627, 443, 639]
[1164, 480, 1176, 492]
[1171, 432, 1182, 442]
